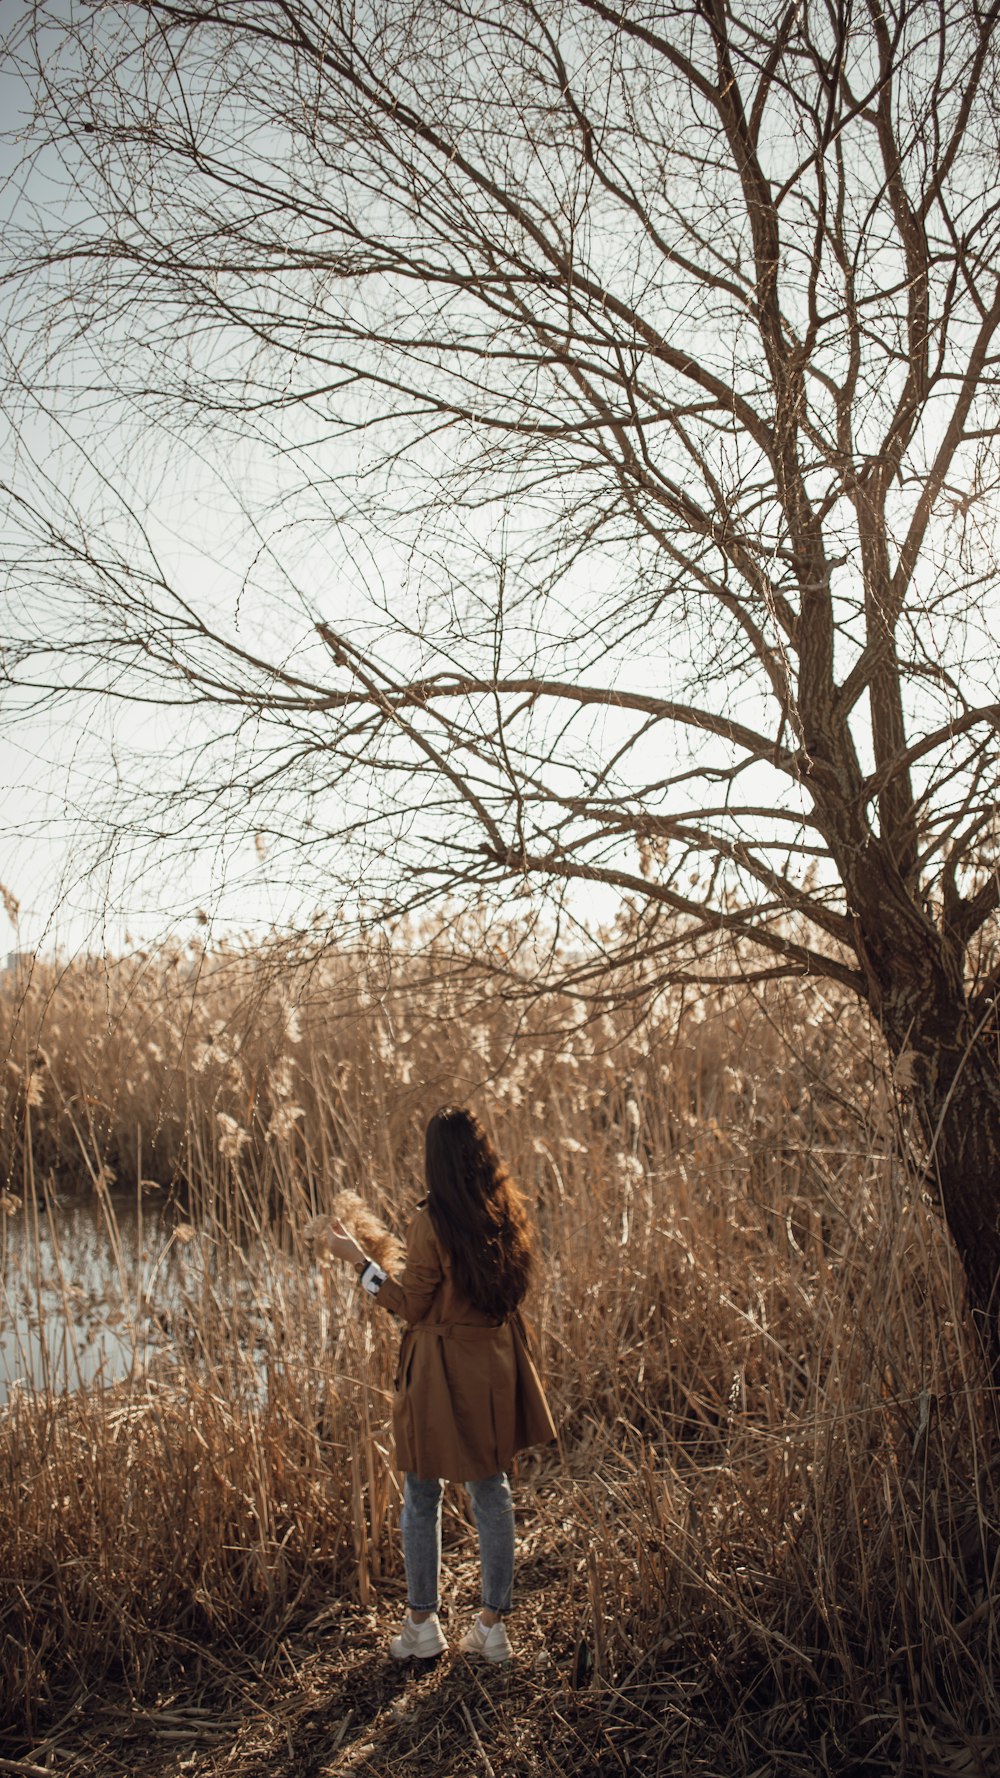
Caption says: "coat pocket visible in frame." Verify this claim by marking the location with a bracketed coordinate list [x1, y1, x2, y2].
[394, 1330, 416, 1394]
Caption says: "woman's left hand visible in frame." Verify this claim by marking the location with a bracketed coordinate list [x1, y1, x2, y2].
[305, 1214, 366, 1267]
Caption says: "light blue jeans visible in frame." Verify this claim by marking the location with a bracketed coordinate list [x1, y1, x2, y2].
[402, 1472, 515, 1615]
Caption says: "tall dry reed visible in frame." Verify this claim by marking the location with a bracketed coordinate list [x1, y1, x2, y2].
[1, 943, 997, 1771]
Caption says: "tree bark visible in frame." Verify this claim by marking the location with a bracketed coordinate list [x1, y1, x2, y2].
[928, 1049, 1000, 1374]
[871, 941, 1000, 1375]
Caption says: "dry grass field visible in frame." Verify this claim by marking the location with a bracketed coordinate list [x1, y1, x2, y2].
[1, 938, 998, 1776]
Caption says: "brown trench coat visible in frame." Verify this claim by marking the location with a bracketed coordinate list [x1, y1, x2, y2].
[370, 1204, 557, 1482]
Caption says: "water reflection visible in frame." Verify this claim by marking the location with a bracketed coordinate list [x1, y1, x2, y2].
[0, 1186, 346, 1408]
[0, 1191, 184, 1404]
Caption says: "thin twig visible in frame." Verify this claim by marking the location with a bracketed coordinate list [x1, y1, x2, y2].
[460, 1701, 496, 1778]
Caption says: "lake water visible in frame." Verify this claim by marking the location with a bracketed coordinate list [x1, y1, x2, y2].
[0, 1190, 189, 1405]
[0, 1189, 343, 1406]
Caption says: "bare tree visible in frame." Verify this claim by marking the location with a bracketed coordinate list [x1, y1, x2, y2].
[4, 2, 1000, 1349]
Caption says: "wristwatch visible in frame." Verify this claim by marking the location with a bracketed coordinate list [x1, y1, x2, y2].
[358, 1257, 387, 1296]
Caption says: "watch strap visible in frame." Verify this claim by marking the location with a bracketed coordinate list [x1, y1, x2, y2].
[359, 1258, 387, 1296]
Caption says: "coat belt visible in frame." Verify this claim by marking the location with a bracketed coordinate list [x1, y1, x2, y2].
[412, 1320, 507, 1337]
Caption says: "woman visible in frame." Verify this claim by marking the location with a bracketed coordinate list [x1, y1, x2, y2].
[319, 1105, 556, 1663]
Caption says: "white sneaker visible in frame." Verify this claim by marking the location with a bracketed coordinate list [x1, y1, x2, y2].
[459, 1613, 513, 1662]
[389, 1611, 447, 1660]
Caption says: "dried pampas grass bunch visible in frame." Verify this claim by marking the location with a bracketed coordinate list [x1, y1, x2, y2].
[308, 1189, 405, 1273]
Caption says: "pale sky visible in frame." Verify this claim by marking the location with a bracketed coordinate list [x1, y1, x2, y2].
[3, 2, 998, 966]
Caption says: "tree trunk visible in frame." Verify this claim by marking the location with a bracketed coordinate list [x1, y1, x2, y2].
[881, 973, 1000, 1376]
[919, 1042, 1000, 1368]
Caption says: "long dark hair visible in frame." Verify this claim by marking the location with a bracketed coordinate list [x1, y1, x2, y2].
[424, 1106, 533, 1320]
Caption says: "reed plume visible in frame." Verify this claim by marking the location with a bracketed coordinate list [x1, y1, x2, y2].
[328, 1188, 406, 1273]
